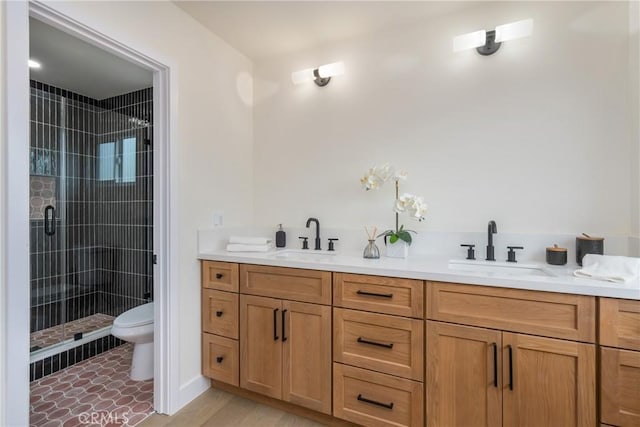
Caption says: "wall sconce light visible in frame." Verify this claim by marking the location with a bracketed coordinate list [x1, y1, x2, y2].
[453, 19, 533, 55]
[291, 62, 345, 87]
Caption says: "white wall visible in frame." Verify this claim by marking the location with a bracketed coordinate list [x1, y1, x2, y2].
[0, 0, 6, 422]
[631, 0, 640, 243]
[1, 0, 254, 416]
[254, 2, 632, 239]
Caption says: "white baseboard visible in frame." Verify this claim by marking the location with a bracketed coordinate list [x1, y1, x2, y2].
[177, 375, 211, 411]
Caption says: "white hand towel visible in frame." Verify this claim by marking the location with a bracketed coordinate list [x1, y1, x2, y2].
[574, 254, 640, 283]
[226, 243, 273, 252]
[228, 236, 272, 245]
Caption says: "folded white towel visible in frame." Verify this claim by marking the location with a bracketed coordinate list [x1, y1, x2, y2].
[228, 236, 272, 245]
[226, 243, 273, 252]
[574, 254, 640, 283]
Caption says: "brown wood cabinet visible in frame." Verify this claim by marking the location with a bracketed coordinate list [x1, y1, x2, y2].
[502, 332, 596, 427]
[600, 298, 640, 427]
[240, 264, 332, 305]
[427, 321, 596, 427]
[426, 279, 598, 427]
[333, 363, 424, 427]
[426, 321, 502, 427]
[334, 308, 423, 381]
[201, 261, 240, 386]
[240, 294, 332, 414]
[334, 273, 424, 318]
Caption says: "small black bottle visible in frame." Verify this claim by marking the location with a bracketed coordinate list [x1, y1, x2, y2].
[275, 224, 286, 248]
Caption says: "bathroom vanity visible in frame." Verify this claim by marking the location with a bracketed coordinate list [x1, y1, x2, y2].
[198, 253, 639, 427]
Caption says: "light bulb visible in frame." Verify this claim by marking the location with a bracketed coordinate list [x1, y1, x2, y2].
[317, 62, 345, 78]
[495, 19, 533, 43]
[28, 59, 41, 69]
[291, 68, 315, 85]
[453, 30, 486, 52]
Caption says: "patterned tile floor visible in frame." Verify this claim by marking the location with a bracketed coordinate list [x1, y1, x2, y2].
[31, 313, 115, 350]
[30, 343, 154, 427]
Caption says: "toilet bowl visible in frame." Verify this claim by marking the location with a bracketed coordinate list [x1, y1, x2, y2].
[111, 302, 154, 381]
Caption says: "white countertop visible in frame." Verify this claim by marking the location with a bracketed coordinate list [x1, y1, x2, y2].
[198, 249, 640, 300]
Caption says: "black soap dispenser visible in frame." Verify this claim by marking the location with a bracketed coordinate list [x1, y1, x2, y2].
[275, 224, 286, 248]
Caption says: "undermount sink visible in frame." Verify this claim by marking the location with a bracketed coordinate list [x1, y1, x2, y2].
[448, 259, 554, 278]
[269, 249, 338, 261]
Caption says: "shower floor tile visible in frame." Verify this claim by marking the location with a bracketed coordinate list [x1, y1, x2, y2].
[31, 313, 115, 350]
[30, 343, 154, 427]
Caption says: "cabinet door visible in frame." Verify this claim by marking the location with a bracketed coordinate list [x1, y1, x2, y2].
[282, 300, 332, 415]
[426, 321, 502, 427]
[240, 295, 282, 399]
[601, 347, 640, 426]
[503, 333, 596, 427]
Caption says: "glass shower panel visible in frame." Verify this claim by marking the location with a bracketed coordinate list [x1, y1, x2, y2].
[29, 86, 68, 351]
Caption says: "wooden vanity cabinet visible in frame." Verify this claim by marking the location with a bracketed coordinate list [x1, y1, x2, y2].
[426, 281, 597, 427]
[201, 261, 240, 386]
[599, 298, 640, 426]
[333, 273, 425, 427]
[239, 266, 332, 415]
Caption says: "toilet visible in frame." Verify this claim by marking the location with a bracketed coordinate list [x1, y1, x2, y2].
[111, 302, 154, 381]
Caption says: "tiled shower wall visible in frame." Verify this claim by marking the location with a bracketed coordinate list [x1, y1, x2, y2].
[96, 88, 154, 316]
[30, 81, 153, 349]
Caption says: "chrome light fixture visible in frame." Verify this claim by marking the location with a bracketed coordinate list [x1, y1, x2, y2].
[453, 19, 533, 56]
[291, 61, 345, 87]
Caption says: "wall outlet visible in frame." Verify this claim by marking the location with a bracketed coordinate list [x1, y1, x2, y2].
[213, 210, 224, 227]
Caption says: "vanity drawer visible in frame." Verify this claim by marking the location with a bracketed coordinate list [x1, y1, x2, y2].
[240, 264, 331, 305]
[334, 273, 424, 318]
[601, 346, 640, 426]
[427, 282, 596, 342]
[202, 261, 239, 292]
[333, 363, 423, 427]
[600, 298, 640, 351]
[334, 308, 424, 381]
[202, 289, 239, 339]
[202, 333, 239, 386]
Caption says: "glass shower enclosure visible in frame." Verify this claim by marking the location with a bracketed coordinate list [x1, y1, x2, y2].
[29, 82, 154, 378]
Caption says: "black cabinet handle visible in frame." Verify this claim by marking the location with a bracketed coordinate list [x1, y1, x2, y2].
[215, 273, 223, 279]
[44, 205, 56, 236]
[282, 309, 287, 342]
[508, 345, 514, 390]
[357, 337, 393, 349]
[356, 290, 393, 299]
[357, 394, 394, 410]
[273, 308, 279, 341]
[216, 356, 224, 364]
[492, 342, 498, 388]
[215, 310, 223, 317]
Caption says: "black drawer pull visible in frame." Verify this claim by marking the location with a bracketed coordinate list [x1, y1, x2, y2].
[273, 308, 279, 341]
[508, 344, 514, 391]
[357, 394, 394, 410]
[216, 356, 224, 364]
[356, 290, 393, 298]
[357, 337, 394, 349]
[215, 273, 223, 279]
[215, 310, 223, 317]
[282, 309, 287, 342]
[492, 342, 498, 388]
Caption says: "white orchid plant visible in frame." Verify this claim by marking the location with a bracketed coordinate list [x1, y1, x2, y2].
[360, 164, 427, 246]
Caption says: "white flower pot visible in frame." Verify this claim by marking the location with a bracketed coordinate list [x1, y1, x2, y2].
[385, 240, 409, 258]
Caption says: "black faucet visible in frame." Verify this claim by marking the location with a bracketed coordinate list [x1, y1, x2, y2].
[486, 220, 497, 261]
[306, 217, 321, 250]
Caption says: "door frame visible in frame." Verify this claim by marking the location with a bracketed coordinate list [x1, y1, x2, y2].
[3, 1, 179, 424]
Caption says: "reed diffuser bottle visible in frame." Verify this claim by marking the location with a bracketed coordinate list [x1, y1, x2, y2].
[363, 227, 380, 259]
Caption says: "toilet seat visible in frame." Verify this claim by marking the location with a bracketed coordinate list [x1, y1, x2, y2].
[114, 302, 154, 328]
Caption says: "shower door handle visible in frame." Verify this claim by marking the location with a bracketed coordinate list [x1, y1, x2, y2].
[44, 205, 56, 236]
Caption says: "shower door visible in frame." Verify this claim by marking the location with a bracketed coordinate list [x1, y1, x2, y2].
[29, 84, 70, 352]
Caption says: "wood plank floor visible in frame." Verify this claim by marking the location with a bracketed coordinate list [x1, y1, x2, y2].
[140, 388, 326, 427]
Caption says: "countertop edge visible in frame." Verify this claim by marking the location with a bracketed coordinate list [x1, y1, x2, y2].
[198, 251, 640, 300]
